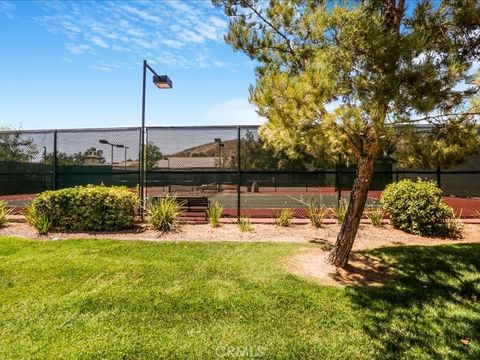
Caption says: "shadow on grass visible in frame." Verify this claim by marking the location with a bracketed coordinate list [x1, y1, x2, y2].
[346, 244, 480, 359]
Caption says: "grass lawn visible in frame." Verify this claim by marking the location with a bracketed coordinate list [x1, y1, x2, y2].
[0, 237, 479, 359]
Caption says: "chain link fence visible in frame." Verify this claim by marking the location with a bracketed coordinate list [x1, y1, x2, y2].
[1, 126, 479, 217]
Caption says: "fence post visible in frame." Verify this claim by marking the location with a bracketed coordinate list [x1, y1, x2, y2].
[139, 126, 144, 220]
[436, 164, 442, 188]
[53, 130, 57, 190]
[337, 153, 342, 208]
[145, 128, 149, 202]
[237, 126, 241, 220]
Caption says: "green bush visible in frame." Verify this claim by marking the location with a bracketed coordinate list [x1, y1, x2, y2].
[148, 196, 183, 232]
[275, 208, 293, 227]
[381, 179, 459, 237]
[26, 204, 51, 235]
[26, 185, 138, 232]
[0, 200, 12, 228]
[207, 201, 223, 228]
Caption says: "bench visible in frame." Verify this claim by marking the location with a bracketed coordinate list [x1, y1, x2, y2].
[151, 196, 210, 219]
[168, 185, 198, 194]
[201, 183, 219, 193]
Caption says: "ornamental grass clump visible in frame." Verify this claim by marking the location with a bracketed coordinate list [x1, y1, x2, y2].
[0, 200, 13, 228]
[308, 201, 328, 228]
[207, 201, 223, 228]
[366, 206, 384, 227]
[148, 196, 183, 232]
[275, 208, 293, 227]
[334, 199, 349, 224]
[237, 215, 252, 232]
[26, 185, 138, 232]
[381, 179, 461, 237]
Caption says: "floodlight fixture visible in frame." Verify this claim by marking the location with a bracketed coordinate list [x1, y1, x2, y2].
[153, 75, 173, 89]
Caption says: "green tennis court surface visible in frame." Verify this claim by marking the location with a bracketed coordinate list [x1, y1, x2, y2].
[210, 193, 380, 209]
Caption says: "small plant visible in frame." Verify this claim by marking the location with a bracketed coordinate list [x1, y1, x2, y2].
[444, 209, 463, 239]
[0, 200, 13, 228]
[25, 204, 51, 235]
[334, 199, 349, 224]
[207, 201, 223, 228]
[148, 196, 183, 232]
[308, 201, 328, 228]
[275, 208, 293, 227]
[237, 215, 252, 232]
[366, 206, 384, 227]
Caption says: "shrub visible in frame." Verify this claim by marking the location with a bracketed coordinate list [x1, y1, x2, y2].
[308, 201, 328, 228]
[381, 179, 460, 237]
[334, 199, 349, 224]
[207, 201, 223, 228]
[366, 206, 384, 227]
[26, 185, 138, 232]
[148, 196, 183, 232]
[275, 208, 293, 227]
[237, 215, 252, 232]
[0, 200, 13, 228]
[25, 204, 51, 235]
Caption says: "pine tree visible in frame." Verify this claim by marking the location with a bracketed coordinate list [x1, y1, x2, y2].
[215, 0, 480, 267]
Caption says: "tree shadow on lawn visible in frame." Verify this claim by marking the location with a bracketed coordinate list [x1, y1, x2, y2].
[345, 244, 480, 359]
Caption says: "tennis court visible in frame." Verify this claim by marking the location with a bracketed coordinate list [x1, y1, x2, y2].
[1, 125, 479, 218]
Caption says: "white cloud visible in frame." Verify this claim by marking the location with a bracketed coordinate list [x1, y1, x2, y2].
[36, 1, 230, 69]
[90, 63, 120, 72]
[66, 44, 91, 55]
[205, 99, 265, 125]
[120, 4, 163, 24]
[209, 16, 228, 28]
[0, 1, 14, 19]
[89, 36, 109, 48]
[165, 0, 194, 14]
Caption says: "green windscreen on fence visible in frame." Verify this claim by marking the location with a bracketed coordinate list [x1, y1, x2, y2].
[1, 126, 479, 217]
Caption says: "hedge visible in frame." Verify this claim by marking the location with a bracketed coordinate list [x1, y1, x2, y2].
[26, 185, 138, 232]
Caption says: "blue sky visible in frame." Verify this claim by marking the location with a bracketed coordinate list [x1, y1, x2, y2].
[0, 0, 263, 130]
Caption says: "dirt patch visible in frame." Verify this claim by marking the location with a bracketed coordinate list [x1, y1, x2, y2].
[284, 249, 391, 287]
[0, 221, 479, 249]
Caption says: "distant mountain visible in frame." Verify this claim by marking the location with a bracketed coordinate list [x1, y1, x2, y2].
[170, 139, 237, 157]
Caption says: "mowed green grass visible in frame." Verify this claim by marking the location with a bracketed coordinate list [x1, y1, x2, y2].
[0, 237, 479, 359]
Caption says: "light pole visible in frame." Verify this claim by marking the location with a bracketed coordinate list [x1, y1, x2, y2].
[124, 146, 130, 171]
[140, 60, 172, 218]
[214, 138, 224, 169]
[99, 139, 124, 167]
[219, 143, 225, 169]
[163, 157, 170, 169]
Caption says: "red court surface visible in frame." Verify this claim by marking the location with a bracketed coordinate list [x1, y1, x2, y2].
[2, 186, 479, 218]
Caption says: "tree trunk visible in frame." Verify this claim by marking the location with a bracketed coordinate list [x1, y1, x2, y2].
[326, 143, 378, 268]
